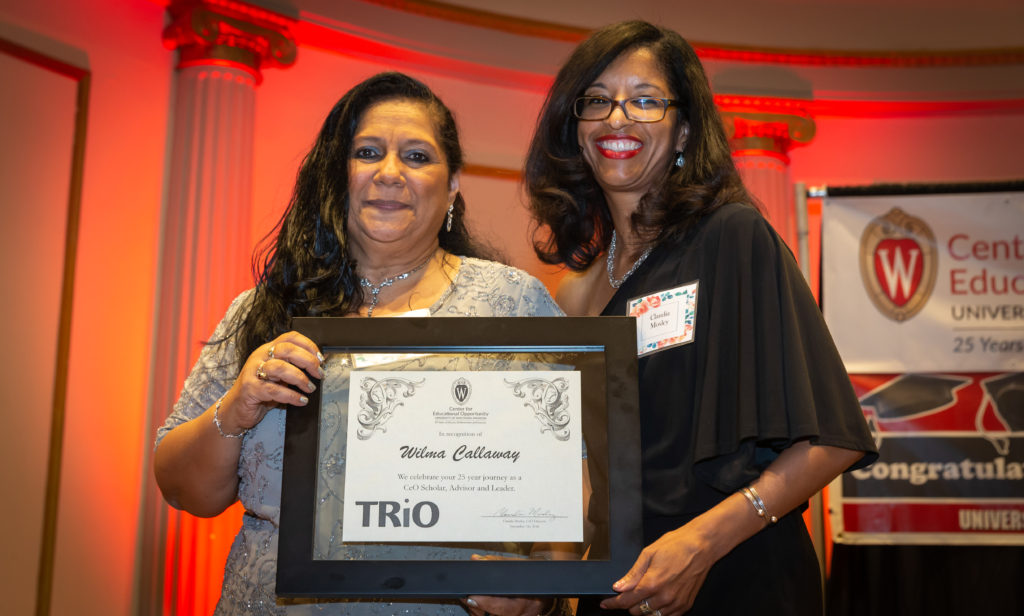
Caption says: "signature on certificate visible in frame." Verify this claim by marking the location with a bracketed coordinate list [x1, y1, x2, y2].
[485, 507, 567, 520]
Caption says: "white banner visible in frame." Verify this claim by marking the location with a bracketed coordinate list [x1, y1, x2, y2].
[822, 191, 1024, 373]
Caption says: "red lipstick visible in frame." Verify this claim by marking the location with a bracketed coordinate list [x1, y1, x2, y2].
[594, 134, 642, 159]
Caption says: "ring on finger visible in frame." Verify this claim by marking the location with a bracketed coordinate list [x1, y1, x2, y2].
[256, 360, 268, 381]
[639, 599, 654, 616]
[267, 344, 276, 359]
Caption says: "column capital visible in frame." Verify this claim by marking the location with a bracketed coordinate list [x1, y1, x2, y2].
[719, 101, 816, 163]
[162, 0, 297, 83]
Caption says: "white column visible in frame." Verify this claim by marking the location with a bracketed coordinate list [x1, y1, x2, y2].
[735, 153, 798, 248]
[136, 2, 295, 613]
[148, 64, 256, 612]
[722, 109, 816, 252]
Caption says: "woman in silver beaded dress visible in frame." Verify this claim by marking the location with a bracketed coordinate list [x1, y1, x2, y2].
[154, 72, 564, 615]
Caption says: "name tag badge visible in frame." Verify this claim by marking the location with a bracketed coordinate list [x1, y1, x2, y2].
[627, 281, 699, 357]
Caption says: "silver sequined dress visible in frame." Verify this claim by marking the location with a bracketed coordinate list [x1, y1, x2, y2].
[156, 258, 564, 614]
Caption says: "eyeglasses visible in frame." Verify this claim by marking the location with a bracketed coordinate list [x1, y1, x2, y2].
[573, 96, 678, 122]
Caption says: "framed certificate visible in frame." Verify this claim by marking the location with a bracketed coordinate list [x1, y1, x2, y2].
[277, 316, 641, 598]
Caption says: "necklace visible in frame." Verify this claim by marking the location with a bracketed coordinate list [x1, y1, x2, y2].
[606, 230, 653, 289]
[359, 253, 433, 317]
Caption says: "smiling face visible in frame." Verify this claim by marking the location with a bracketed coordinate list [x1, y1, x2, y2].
[576, 47, 688, 207]
[346, 98, 459, 260]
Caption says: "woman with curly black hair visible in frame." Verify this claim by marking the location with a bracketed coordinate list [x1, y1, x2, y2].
[522, 21, 876, 616]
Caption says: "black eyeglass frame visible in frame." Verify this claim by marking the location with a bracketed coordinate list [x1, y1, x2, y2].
[572, 96, 679, 122]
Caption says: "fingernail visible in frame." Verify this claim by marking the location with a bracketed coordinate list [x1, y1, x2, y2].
[317, 351, 325, 362]
[465, 598, 478, 608]
[299, 396, 309, 405]
[307, 381, 317, 392]
[318, 366, 325, 378]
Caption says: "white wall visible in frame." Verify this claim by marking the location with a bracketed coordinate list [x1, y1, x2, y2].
[0, 1, 171, 614]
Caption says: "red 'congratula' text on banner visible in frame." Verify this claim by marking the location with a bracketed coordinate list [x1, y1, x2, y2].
[832, 371, 1024, 544]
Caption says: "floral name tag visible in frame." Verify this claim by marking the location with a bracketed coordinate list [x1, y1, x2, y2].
[627, 281, 699, 356]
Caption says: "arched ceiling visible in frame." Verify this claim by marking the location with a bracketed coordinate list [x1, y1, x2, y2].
[245, 0, 1024, 105]
[417, 0, 1024, 51]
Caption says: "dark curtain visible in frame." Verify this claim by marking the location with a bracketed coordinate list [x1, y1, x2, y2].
[827, 544, 1024, 615]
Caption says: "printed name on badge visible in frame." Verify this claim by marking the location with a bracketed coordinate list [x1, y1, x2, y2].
[627, 281, 699, 356]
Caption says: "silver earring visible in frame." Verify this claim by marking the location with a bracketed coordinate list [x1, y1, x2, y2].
[674, 152, 685, 168]
[446, 202, 454, 232]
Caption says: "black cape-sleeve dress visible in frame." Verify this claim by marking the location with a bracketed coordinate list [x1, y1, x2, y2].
[579, 203, 877, 616]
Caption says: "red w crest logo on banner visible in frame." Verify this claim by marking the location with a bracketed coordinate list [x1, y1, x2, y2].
[873, 238, 924, 307]
[859, 207, 938, 321]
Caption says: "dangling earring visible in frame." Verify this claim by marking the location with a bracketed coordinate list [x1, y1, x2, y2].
[446, 202, 454, 232]
[674, 152, 685, 168]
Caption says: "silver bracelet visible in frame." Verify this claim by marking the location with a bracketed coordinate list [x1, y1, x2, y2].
[741, 486, 778, 525]
[212, 395, 248, 439]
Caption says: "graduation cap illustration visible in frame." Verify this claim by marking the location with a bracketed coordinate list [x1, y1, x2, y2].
[981, 373, 1024, 432]
[858, 374, 971, 420]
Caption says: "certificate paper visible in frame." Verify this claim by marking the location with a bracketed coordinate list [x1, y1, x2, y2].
[341, 370, 583, 543]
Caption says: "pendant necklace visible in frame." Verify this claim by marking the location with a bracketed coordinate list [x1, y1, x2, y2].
[606, 230, 653, 289]
[359, 253, 433, 317]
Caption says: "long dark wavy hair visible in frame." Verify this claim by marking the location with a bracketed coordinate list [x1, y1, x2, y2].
[525, 21, 753, 271]
[232, 72, 487, 361]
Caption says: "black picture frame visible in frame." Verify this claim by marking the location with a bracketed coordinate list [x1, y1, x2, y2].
[277, 316, 641, 598]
